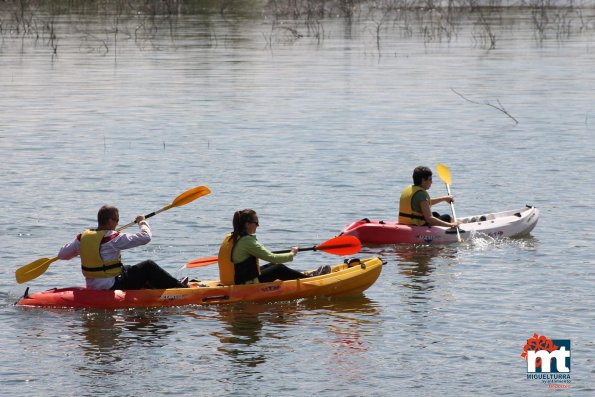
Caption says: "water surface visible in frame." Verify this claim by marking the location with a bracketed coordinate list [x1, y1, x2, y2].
[1, 4, 594, 396]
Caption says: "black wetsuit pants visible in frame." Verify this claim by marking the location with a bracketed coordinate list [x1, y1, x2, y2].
[258, 263, 307, 283]
[111, 260, 185, 290]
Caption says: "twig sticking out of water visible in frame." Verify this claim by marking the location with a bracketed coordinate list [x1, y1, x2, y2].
[451, 88, 518, 125]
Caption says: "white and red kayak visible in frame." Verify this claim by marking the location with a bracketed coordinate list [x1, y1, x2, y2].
[339, 205, 539, 244]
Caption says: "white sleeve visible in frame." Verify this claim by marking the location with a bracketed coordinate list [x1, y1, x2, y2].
[111, 221, 152, 250]
[58, 236, 81, 260]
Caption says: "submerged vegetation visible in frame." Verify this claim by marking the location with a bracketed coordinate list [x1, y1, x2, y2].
[1, 0, 594, 55]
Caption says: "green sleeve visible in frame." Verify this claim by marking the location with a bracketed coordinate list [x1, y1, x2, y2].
[411, 190, 430, 213]
[232, 235, 294, 264]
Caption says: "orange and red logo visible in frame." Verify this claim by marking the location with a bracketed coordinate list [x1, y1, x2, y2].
[522, 333, 571, 388]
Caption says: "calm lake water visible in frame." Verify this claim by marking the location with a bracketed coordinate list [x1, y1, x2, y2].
[1, 3, 594, 396]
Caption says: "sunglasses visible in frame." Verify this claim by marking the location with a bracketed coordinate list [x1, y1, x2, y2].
[248, 220, 259, 226]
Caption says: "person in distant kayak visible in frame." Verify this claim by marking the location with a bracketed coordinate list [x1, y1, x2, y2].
[217, 209, 330, 285]
[398, 166, 460, 227]
[58, 205, 187, 290]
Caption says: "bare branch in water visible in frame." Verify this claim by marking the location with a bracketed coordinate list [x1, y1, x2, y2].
[451, 88, 518, 125]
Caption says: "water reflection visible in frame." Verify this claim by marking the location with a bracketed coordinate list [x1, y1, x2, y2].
[206, 296, 381, 368]
[77, 312, 126, 369]
[381, 236, 539, 289]
[302, 295, 381, 356]
[379, 245, 457, 310]
[74, 310, 174, 371]
[212, 304, 265, 364]
[394, 245, 450, 287]
[1, 2, 593, 57]
[208, 302, 302, 369]
[296, 294, 380, 316]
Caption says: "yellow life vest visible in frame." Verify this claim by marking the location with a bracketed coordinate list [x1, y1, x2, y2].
[218, 233, 236, 285]
[398, 185, 428, 225]
[80, 229, 122, 278]
[218, 233, 261, 285]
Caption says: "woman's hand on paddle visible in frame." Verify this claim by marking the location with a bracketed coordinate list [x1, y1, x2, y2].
[135, 215, 146, 223]
[290, 247, 299, 256]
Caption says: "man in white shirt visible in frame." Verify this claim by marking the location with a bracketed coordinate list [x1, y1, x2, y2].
[58, 204, 187, 290]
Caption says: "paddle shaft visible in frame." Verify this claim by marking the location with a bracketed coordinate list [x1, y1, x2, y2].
[185, 248, 326, 268]
[436, 163, 461, 242]
[444, 184, 458, 221]
[272, 243, 354, 254]
[185, 236, 361, 269]
[119, 185, 210, 230]
[118, 208, 166, 230]
[443, 181, 462, 242]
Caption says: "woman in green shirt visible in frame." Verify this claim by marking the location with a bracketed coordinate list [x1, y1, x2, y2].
[218, 209, 330, 285]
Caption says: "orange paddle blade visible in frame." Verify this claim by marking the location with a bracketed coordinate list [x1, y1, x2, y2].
[314, 235, 361, 256]
[170, 185, 211, 208]
[186, 256, 218, 268]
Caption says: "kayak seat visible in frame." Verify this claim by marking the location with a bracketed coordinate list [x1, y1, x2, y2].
[345, 258, 361, 268]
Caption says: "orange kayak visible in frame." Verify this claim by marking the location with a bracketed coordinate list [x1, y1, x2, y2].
[16, 257, 383, 309]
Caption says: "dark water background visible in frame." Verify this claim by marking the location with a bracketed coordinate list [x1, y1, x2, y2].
[1, 2, 593, 396]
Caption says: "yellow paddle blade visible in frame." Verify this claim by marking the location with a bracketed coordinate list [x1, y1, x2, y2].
[436, 163, 452, 186]
[15, 257, 59, 284]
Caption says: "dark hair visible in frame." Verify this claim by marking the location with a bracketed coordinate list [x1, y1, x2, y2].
[412, 166, 432, 185]
[98, 205, 119, 227]
[232, 209, 258, 243]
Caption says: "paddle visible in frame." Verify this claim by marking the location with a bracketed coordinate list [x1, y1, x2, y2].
[436, 163, 461, 242]
[185, 235, 362, 269]
[186, 256, 219, 268]
[15, 185, 211, 284]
